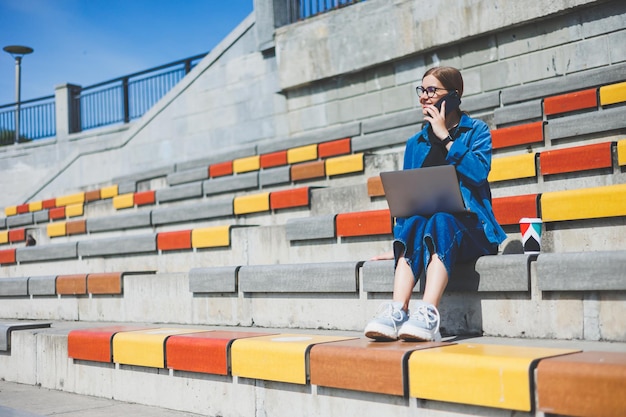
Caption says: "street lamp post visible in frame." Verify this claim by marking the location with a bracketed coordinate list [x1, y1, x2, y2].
[3, 45, 34, 144]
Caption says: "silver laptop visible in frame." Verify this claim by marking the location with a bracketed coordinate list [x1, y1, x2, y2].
[379, 165, 466, 218]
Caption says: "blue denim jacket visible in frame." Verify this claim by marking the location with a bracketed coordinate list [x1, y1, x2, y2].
[394, 114, 507, 246]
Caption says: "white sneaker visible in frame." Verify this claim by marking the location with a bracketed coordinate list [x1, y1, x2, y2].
[364, 301, 408, 341]
[398, 301, 442, 342]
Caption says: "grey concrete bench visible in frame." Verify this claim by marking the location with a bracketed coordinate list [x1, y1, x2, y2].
[113, 165, 174, 184]
[6, 213, 34, 228]
[188, 266, 239, 293]
[0, 217, 5, 229]
[545, 106, 626, 141]
[501, 61, 626, 104]
[86, 211, 152, 233]
[203, 172, 259, 196]
[0, 277, 29, 297]
[238, 261, 361, 293]
[260, 166, 291, 188]
[167, 166, 209, 186]
[537, 251, 626, 291]
[285, 214, 337, 241]
[0, 321, 51, 351]
[117, 181, 137, 195]
[77, 233, 157, 257]
[151, 198, 233, 225]
[493, 99, 543, 126]
[33, 210, 49, 224]
[362, 254, 532, 293]
[174, 145, 257, 172]
[352, 125, 415, 153]
[16, 242, 78, 263]
[28, 275, 57, 296]
[156, 182, 203, 203]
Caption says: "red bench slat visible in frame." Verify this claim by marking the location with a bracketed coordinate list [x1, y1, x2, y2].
[544, 88, 597, 116]
[318, 138, 351, 159]
[491, 121, 544, 150]
[492, 194, 539, 226]
[336, 209, 392, 237]
[260, 150, 288, 169]
[157, 230, 192, 251]
[270, 187, 310, 210]
[540, 142, 613, 176]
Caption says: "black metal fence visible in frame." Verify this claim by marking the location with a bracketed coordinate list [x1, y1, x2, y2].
[287, 0, 363, 23]
[0, 95, 56, 143]
[78, 53, 206, 131]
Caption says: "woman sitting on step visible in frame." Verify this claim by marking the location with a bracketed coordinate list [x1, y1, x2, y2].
[364, 66, 506, 342]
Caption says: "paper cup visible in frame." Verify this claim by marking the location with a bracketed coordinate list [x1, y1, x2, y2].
[519, 217, 542, 254]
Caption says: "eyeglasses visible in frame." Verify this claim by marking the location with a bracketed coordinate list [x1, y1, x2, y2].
[416, 86, 451, 98]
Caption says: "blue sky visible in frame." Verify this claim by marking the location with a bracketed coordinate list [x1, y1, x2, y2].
[0, 0, 253, 105]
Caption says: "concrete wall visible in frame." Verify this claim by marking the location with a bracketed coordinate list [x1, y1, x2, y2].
[1, 0, 625, 208]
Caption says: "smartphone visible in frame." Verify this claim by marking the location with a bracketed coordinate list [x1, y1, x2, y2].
[434, 91, 461, 115]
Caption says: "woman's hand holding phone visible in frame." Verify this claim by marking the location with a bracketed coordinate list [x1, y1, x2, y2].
[423, 100, 449, 140]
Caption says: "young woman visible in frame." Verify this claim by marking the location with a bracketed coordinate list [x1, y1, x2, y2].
[364, 66, 506, 342]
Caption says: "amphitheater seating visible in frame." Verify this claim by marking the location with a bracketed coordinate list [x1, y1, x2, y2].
[62, 324, 626, 415]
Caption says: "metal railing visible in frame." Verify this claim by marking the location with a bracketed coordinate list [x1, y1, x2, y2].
[0, 95, 56, 143]
[78, 53, 206, 131]
[287, 0, 363, 23]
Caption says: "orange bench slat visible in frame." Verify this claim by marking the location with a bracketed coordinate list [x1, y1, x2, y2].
[537, 351, 626, 417]
[157, 230, 192, 251]
[367, 176, 385, 197]
[318, 138, 351, 159]
[492, 194, 539, 226]
[66, 219, 86, 236]
[87, 272, 123, 295]
[68, 325, 155, 362]
[84, 189, 101, 202]
[270, 187, 310, 210]
[310, 338, 449, 396]
[56, 274, 88, 295]
[544, 88, 598, 116]
[290, 160, 325, 182]
[539, 142, 613, 176]
[336, 209, 392, 237]
[491, 121, 544, 150]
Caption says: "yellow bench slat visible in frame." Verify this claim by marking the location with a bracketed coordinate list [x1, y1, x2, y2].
[233, 193, 270, 215]
[488, 153, 536, 182]
[100, 185, 119, 199]
[113, 193, 135, 210]
[231, 333, 356, 384]
[47, 222, 67, 237]
[617, 139, 626, 167]
[112, 328, 205, 368]
[287, 144, 318, 164]
[233, 155, 260, 174]
[65, 203, 84, 218]
[599, 81, 626, 106]
[191, 225, 231, 248]
[28, 201, 43, 212]
[5, 206, 17, 216]
[56, 192, 85, 207]
[541, 184, 626, 222]
[0, 231, 8, 244]
[325, 153, 364, 177]
[408, 343, 578, 411]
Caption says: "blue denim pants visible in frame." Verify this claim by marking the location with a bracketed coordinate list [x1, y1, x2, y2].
[393, 212, 498, 283]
